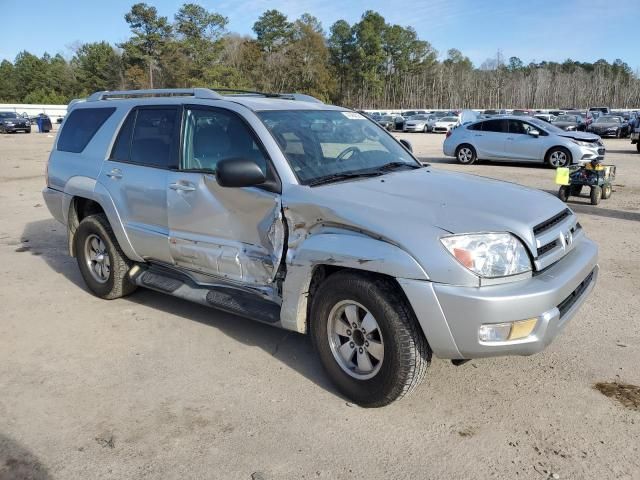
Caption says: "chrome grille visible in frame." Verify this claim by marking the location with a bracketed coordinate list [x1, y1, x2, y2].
[533, 210, 582, 271]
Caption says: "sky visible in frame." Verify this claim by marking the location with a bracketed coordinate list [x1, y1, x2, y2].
[2, 0, 637, 69]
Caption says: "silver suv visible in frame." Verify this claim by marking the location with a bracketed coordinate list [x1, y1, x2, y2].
[43, 88, 598, 407]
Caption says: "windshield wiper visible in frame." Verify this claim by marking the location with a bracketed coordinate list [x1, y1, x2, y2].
[375, 161, 422, 172]
[307, 171, 383, 187]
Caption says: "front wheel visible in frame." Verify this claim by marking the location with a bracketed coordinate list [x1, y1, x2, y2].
[310, 271, 431, 407]
[455, 144, 477, 165]
[636, 142, 640, 153]
[558, 185, 570, 202]
[590, 186, 602, 205]
[75, 214, 137, 299]
[602, 184, 612, 199]
[546, 147, 571, 167]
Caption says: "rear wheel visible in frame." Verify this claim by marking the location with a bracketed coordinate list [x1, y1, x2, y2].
[602, 184, 612, 199]
[310, 271, 431, 407]
[590, 186, 602, 205]
[636, 142, 640, 153]
[74, 214, 137, 299]
[546, 147, 571, 168]
[455, 144, 477, 165]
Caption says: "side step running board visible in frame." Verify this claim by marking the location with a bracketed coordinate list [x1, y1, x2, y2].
[131, 266, 281, 325]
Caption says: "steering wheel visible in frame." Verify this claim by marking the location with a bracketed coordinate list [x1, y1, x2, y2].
[336, 146, 361, 161]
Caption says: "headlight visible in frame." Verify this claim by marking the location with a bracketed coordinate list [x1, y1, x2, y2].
[570, 139, 595, 147]
[440, 233, 532, 278]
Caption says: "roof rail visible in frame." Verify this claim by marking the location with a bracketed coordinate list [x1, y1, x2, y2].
[86, 88, 323, 104]
[87, 88, 222, 102]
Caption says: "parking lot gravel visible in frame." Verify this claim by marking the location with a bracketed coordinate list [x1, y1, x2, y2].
[1, 128, 639, 479]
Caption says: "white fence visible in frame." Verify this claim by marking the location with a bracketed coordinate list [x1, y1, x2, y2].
[0, 103, 67, 121]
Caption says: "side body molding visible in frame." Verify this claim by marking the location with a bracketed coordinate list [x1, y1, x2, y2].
[279, 232, 429, 333]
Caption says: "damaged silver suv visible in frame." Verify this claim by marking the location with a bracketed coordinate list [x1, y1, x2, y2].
[44, 88, 598, 407]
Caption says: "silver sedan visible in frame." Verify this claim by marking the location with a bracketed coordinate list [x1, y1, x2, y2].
[443, 116, 604, 166]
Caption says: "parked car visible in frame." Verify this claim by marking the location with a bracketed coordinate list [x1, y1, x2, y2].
[587, 115, 629, 138]
[552, 114, 587, 132]
[0, 111, 31, 133]
[432, 116, 459, 133]
[377, 115, 396, 130]
[403, 114, 435, 132]
[588, 107, 610, 115]
[534, 113, 557, 123]
[43, 88, 598, 407]
[630, 125, 640, 152]
[481, 109, 507, 119]
[443, 116, 604, 167]
[512, 109, 536, 117]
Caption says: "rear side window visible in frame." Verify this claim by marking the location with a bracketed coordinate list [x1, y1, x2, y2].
[482, 119, 508, 133]
[129, 108, 179, 169]
[57, 108, 115, 153]
[110, 111, 136, 162]
[467, 122, 482, 131]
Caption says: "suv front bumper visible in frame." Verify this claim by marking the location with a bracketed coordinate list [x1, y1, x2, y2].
[399, 236, 598, 359]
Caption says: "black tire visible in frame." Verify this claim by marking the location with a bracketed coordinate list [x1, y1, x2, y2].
[590, 186, 602, 205]
[546, 147, 572, 168]
[558, 185, 570, 202]
[616, 129, 621, 138]
[310, 271, 431, 407]
[74, 214, 137, 299]
[423, 125, 428, 133]
[637, 142, 640, 153]
[602, 184, 612, 199]
[569, 185, 583, 196]
[455, 144, 477, 165]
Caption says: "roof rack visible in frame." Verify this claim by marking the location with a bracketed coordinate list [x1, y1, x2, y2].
[87, 88, 222, 102]
[86, 88, 323, 104]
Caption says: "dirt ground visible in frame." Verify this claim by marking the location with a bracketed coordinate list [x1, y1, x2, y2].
[1, 127, 639, 480]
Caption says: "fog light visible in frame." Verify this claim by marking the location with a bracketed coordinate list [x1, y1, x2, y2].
[478, 318, 537, 342]
[509, 318, 537, 340]
[478, 322, 512, 342]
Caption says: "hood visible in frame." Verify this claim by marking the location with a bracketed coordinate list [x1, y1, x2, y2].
[283, 168, 567, 284]
[557, 130, 600, 141]
[591, 122, 620, 129]
[406, 120, 426, 126]
[435, 120, 456, 126]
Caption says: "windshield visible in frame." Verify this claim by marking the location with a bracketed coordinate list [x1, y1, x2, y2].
[380, 115, 393, 121]
[596, 116, 620, 123]
[527, 117, 566, 134]
[410, 115, 429, 120]
[258, 110, 418, 185]
[0, 112, 17, 119]
[440, 117, 458, 122]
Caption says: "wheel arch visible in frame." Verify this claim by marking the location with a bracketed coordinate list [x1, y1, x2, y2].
[64, 177, 141, 261]
[279, 232, 429, 334]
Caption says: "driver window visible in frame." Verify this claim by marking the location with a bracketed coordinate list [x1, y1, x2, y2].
[182, 108, 268, 173]
[508, 120, 526, 135]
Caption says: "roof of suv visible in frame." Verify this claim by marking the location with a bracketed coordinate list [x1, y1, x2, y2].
[77, 88, 344, 112]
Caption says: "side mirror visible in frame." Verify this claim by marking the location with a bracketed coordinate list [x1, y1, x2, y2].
[216, 158, 266, 188]
[528, 129, 540, 138]
[399, 139, 413, 152]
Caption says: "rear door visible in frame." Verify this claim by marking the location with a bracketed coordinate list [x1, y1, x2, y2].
[470, 119, 508, 159]
[166, 104, 284, 286]
[98, 106, 180, 263]
[504, 119, 544, 162]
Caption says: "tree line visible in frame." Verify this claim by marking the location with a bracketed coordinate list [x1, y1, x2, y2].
[1, 3, 639, 109]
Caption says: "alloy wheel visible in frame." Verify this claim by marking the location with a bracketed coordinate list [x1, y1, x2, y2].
[84, 233, 111, 284]
[549, 151, 568, 167]
[327, 300, 385, 380]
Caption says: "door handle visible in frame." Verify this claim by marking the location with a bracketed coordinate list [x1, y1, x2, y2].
[474, 134, 483, 137]
[169, 182, 196, 192]
[106, 168, 122, 179]
[506, 137, 514, 140]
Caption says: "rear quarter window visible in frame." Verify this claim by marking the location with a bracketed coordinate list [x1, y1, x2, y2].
[57, 108, 115, 153]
